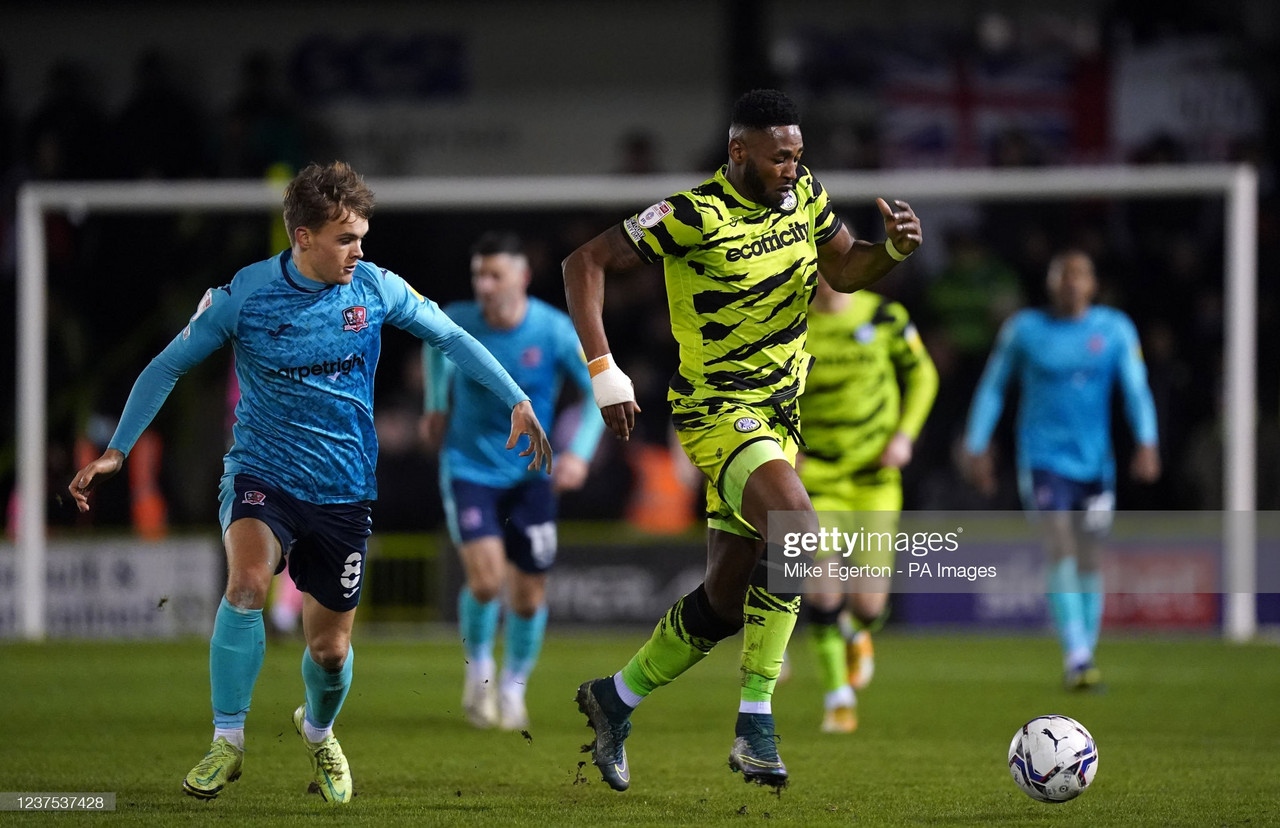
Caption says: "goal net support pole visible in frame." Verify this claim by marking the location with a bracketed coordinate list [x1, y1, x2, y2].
[14, 165, 1259, 640]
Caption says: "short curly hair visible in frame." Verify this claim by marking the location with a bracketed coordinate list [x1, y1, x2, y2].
[283, 161, 375, 236]
[730, 89, 801, 130]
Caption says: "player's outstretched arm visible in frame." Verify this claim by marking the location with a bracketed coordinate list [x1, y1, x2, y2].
[509, 400, 553, 474]
[68, 448, 125, 513]
[562, 227, 644, 440]
[817, 198, 923, 294]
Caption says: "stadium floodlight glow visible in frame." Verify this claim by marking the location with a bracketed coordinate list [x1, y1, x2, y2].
[13, 165, 1258, 641]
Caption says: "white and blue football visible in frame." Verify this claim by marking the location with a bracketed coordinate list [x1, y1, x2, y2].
[1008, 715, 1098, 803]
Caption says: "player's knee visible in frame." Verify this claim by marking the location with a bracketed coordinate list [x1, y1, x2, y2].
[224, 568, 273, 610]
[850, 595, 887, 626]
[468, 579, 502, 604]
[308, 638, 350, 671]
[508, 582, 546, 616]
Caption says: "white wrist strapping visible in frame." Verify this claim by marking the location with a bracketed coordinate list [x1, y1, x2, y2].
[884, 237, 911, 261]
[587, 353, 635, 408]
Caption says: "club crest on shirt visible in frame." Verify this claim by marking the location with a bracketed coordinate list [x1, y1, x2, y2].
[734, 416, 761, 433]
[780, 191, 798, 212]
[241, 490, 266, 506]
[855, 323, 876, 344]
[521, 346, 543, 368]
[342, 306, 369, 332]
[637, 200, 672, 228]
[1088, 334, 1104, 354]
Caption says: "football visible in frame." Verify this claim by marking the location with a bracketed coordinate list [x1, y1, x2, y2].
[1008, 715, 1098, 803]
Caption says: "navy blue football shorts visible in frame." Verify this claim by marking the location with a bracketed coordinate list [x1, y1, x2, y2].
[442, 475, 557, 574]
[219, 473, 372, 612]
[1021, 468, 1114, 537]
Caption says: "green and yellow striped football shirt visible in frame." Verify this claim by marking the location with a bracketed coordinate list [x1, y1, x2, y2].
[621, 165, 843, 406]
[798, 292, 938, 474]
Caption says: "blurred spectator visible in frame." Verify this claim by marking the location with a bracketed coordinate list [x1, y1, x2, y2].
[0, 52, 17, 281]
[923, 227, 1024, 387]
[1124, 133, 1215, 268]
[979, 126, 1072, 275]
[615, 129, 661, 174]
[23, 58, 113, 180]
[116, 48, 211, 179]
[1181, 384, 1280, 510]
[1124, 319, 1192, 508]
[0, 54, 14, 176]
[215, 50, 307, 178]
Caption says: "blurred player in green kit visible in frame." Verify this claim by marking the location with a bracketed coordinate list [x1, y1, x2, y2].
[798, 275, 937, 733]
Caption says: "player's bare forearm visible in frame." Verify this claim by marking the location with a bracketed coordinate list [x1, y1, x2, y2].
[820, 240, 900, 293]
[818, 198, 922, 293]
[1131, 444, 1161, 483]
[962, 449, 997, 498]
[564, 226, 645, 440]
[562, 227, 643, 358]
[68, 448, 125, 512]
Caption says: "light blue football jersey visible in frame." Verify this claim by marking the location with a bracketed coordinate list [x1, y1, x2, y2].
[425, 297, 603, 488]
[964, 305, 1158, 487]
[109, 250, 527, 503]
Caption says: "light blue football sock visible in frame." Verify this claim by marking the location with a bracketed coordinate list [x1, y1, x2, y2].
[459, 587, 500, 664]
[210, 596, 266, 728]
[1046, 558, 1091, 669]
[503, 604, 548, 682]
[1077, 570, 1104, 655]
[302, 645, 353, 729]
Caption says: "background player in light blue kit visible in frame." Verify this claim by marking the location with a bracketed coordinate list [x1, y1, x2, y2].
[422, 231, 604, 731]
[68, 162, 552, 804]
[962, 248, 1160, 690]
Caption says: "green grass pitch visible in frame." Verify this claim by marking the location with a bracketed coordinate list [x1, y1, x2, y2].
[4, 627, 1277, 826]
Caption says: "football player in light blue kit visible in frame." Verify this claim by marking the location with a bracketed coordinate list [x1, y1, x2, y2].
[963, 249, 1160, 690]
[69, 162, 552, 804]
[422, 231, 604, 730]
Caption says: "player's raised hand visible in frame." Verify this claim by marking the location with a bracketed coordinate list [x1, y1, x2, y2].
[877, 198, 922, 258]
[509, 400, 554, 474]
[68, 448, 125, 513]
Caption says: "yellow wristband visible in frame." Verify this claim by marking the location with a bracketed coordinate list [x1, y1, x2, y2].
[885, 238, 911, 261]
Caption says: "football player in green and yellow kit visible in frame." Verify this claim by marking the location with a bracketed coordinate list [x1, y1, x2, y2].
[799, 274, 937, 733]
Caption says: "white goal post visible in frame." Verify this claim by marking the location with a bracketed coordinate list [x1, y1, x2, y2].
[14, 165, 1259, 640]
